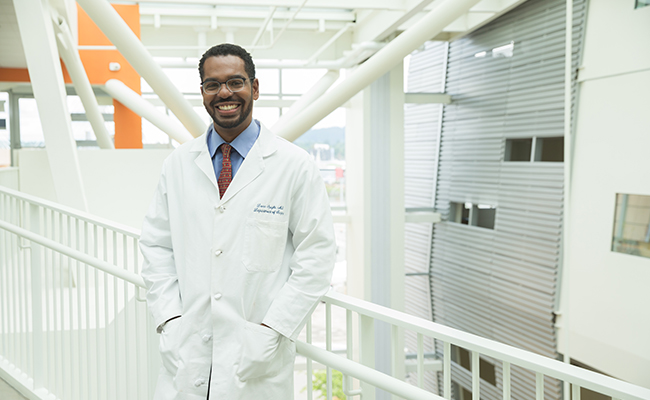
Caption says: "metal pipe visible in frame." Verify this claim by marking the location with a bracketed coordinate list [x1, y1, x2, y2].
[272, 69, 339, 132]
[52, 13, 115, 150]
[76, 0, 206, 138]
[277, 0, 483, 141]
[250, 6, 277, 47]
[253, 0, 309, 50]
[104, 79, 194, 144]
[306, 23, 354, 65]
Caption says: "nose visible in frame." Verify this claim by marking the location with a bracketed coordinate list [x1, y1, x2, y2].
[216, 83, 233, 98]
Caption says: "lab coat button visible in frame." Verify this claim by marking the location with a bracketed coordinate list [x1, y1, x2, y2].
[215, 250, 222, 256]
[219, 206, 226, 213]
[213, 293, 222, 300]
[202, 334, 212, 342]
[194, 379, 204, 387]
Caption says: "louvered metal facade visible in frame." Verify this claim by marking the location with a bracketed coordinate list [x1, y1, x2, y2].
[403, 0, 587, 398]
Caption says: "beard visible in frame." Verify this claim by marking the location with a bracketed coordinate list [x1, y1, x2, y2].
[209, 97, 254, 130]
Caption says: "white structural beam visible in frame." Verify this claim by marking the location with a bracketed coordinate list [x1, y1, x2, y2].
[76, 0, 207, 138]
[12, 0, 88, 211]
[140, 7, 355, 22]
[355, 0, 436, 43]
[53, 13, 114, 150]
[104, 79, 194, 145]
[278, 0, 483, 142]
[134, 0, 402, 10]
[417, 0, 528, 40]
[345, 64, 406, 399]
[139, 16, 352, 32]
[272, 70, 339, 132]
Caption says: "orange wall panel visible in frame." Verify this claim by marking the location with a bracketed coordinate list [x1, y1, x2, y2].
[0, 64, 72, 83]
[113, 101, 142, 149]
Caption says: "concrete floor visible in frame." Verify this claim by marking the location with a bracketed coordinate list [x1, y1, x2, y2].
[0, 378, 27, 400]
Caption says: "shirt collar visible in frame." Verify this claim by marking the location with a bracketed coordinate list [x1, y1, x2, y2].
[207, 119, 260, 159]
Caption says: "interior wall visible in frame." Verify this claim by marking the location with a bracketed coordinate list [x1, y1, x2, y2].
[566, 0, 650, 388]
[17, 149, 172, 228]
[0, 167, 18, 189]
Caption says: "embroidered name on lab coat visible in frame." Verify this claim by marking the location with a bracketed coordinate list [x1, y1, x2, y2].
[254, 204, 285, 215]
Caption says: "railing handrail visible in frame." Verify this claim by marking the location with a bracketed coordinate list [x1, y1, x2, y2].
[0, 185, 141, 238]
[296, 341, 442, 400]
[2, 186, 650, 400]
[325, 291, 650, 400]
[0, 219, 144, 287]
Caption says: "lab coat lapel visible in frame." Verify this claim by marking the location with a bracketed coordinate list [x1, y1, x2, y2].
[220, 124, 278, 204]
[190, 133, 220, 192]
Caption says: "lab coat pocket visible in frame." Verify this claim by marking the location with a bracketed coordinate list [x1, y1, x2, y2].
[236, 322, 293, 381]
[159, 317, 183, 376]
[242, 217, 288, 272]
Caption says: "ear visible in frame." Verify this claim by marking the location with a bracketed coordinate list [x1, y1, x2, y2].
[252, 78, 260, 101]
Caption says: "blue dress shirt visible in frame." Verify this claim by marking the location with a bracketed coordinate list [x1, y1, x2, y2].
[207, 120, 260, 180]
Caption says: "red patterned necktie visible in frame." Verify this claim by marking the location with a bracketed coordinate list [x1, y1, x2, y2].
[218, 144, 232, 198]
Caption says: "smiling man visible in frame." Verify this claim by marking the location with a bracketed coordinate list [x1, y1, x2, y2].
[140, 43, 336, 400]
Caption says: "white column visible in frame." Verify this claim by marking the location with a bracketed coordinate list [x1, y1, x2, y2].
[346, 64, 405, 398]
[13, 0, 88, 211]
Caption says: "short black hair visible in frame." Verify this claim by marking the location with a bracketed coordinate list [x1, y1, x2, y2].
[198, 43, 256, 82]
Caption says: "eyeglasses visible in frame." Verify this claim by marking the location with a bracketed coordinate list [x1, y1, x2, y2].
[201, 78, 250, 95]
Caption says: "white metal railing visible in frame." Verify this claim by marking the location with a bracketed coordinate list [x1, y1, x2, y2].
[1, 185, 650, 400]
[0, 186, 155, 400]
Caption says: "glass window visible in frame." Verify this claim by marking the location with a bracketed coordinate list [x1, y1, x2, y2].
[19, 98, 44, 148]
[505, 137, 564, 162]
[0, 92, 8, 167]
[474, 205, 496, 229]
[450, 201, 471, 225]
[504, 138, 532, 161]
[612, 193, 650, 259]
[450, 202, 496, 230]
[534, 136, 564, 162]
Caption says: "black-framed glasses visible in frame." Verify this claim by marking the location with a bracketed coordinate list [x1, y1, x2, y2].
[201, 78, 250, 95]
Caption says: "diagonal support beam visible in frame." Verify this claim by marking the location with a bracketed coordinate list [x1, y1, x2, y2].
[104, 79, 194, 145]
[77, 0, 206, 138]
[52, 12, 115, 150]
[278, 0, 483, 142]
[13, 0, 88, 211]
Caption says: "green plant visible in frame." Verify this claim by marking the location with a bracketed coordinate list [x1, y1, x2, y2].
[311, 369, 346, 400]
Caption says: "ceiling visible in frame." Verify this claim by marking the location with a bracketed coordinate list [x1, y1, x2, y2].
[1, 0, 527, 73]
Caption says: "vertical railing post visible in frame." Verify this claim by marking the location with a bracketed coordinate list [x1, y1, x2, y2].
[29, 203, 44, 391]
[359, 314, 375, 399]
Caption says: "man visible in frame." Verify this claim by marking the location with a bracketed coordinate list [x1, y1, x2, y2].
[140, 43, 336, 400]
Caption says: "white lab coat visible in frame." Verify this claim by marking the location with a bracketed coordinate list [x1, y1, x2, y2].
[140, 124, 336, 400]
